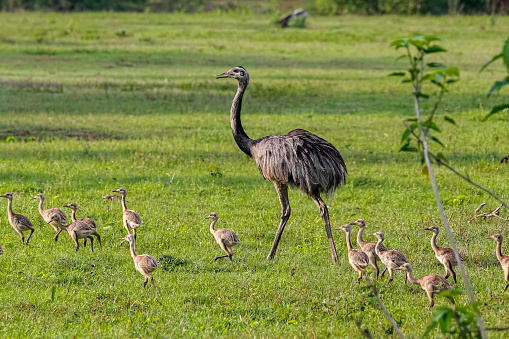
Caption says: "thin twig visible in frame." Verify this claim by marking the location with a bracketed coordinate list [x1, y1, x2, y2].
[412, 55, 486, 338]
[486, 327, 509, 331]
[166, 172, 175, 190]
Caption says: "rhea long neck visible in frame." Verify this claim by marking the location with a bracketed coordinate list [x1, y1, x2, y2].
[345, 229, 353, 251]
[374, 238, 384, 256]
[209, 218, 218, 234]
[357, 227, 366, 246]
[129, 240, 137, 260]
[405, 269, 420, 285]
[70, 209, 77, 222]
[231, 80, 254, 157]
[430, 232, 439, 251]
[6, 198, 14, 218]
[495, 240, 504, 262]
[121, 194, 128, 212]
[38, 198, 44, 214]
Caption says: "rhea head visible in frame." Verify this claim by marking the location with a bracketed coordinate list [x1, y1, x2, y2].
[215, 66, 249, 85]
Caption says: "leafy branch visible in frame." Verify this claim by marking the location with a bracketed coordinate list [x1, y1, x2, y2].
[390, 36, 487, 339]
[480, 37, 509, 120]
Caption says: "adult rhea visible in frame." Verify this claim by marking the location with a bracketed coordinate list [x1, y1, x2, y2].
[216, 66, 347, 262]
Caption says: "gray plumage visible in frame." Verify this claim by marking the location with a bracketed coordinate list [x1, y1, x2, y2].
[205, 212, 240, 265]
[215, 66, 346, 263]
[32, 192, 68, 241]
[1, 192, 35, 245]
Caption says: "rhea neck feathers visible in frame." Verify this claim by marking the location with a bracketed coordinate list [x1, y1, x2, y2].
[231, 79, 255, 157]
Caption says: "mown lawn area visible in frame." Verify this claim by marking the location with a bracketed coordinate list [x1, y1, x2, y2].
[0, 12, 508, 338]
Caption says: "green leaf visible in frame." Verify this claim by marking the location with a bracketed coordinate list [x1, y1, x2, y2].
[421, 74, 432, 81]
[431, 136, 445, 147]
[444, 115, 456, 124]
[480, 53, 502, 73]
[423, 120, 441, 132]
[414, 92, 429, 98]
[446, 79, 458, 84]
[503, 37, 509, 71]
[401, 128, 411, 143]
[425, 45, 446, 54]
[388, 72, 406, 77]
[488, 76, 509, 96]
[445, 67, 460, 77]
[483, 103, 509, 120]
[438, 311, 450, 333]
[399, 143, 418, 152]
[424, 35, 440, 42]
[428, 62, 447, 69]
[409, 39, 425, 51]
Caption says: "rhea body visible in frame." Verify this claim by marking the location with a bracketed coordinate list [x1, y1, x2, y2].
[399, 263, 453, 307]
[63, 203, 102, 248]
[112, 188, 142, 239]
[423, 225, 464, 283]
[487, 234, 509, 291]
[1, 192, 35, 245]
[350, 219, 387, 279]
[336, 224, 369, 283]
[216, 66, 347, 263]
[369, 231, 409, 285]
[32, 193, 68, 241]
[205, 212, 240, 264]
[122, 234, 158, 289]
[49, 214, 99, 252]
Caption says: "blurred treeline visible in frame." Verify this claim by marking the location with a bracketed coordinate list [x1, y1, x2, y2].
[0, 0, 507, 15]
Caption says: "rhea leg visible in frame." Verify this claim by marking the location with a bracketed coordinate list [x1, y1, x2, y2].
[386, 268, 394, 286]
[445, 261, 457, 283]
[427, 290, 435, 307]
[93, 232, 102, 248]
[311, 195, 338, 263]
[369, 256, 380, 279]
[72, 231, 79, 251]
[267, 183, 291, 260]
[54, 229, 63, 242]
[88, 236, 94, 252]
[143, 277, 148, 288]
[150, 276, 156, 289]
[26, 229, 34, 245]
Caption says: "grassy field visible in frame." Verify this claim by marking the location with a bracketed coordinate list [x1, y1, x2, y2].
[0, 12, 508, 338]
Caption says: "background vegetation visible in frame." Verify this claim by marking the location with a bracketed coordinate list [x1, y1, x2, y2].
[1, 0, 508, 15]
[0, 12, 508, 338]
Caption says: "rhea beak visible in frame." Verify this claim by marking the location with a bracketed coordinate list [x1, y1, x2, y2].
[349, 222, 357, 226]
[111, 190, 118, 193]
[215, 72, 230, 79]
[423, 227, 431, 230]
[204, 216, 212, 220]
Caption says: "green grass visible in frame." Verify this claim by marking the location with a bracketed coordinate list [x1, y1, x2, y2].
[0, 12, 508, 338]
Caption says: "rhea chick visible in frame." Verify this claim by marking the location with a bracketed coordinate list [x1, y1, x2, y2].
[49, 214, 99, 252]
[487, 234, 509, 291]
[423, 225, 464, 283]
[112, 188, 142, 242]
[350, 219, 388, 279]
[122, 234, 158, 289]
[369, 231, 409, 285]
[63, 203, 102, 248]
[1, 192, 35, 245]
[399, 263, 454, 307]
[32, 192, 68, 241]
[336, 224, 369, 283]
[205, 212, 240, 265]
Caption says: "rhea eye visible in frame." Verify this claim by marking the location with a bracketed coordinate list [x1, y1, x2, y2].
[233, 69, 238, 73]
[240, 71, 245, 76]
